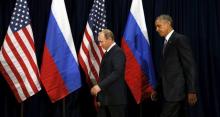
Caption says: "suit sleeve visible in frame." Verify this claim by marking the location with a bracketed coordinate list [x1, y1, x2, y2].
[176, 36, 197, 93]
[99, 50, 126, 91]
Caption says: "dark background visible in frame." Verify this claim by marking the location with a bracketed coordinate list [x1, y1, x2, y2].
[0, 0, 220, 117]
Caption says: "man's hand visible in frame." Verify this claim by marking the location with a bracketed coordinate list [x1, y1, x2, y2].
[188, 93, 197, 106]
[151, 90, 158, 101]
[90, 85, 101, 96]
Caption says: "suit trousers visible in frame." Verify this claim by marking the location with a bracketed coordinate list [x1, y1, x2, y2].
[160, 101, 186, 117]
[97, 105, 127, 117]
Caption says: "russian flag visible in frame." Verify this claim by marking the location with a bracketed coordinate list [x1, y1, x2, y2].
[121, 0, 156, 104]
[40, 0, 81, 103]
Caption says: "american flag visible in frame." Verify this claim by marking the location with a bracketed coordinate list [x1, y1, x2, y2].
[0, 0, 41, 102]
[78, 0, 106, 85]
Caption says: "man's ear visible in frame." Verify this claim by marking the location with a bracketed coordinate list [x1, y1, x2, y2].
[167, 21, 172, 27]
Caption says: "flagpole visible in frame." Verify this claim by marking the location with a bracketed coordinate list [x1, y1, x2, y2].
[62, 98, 66, 117]
[20, 103, 24, 117]
[139, 103, 142, 117]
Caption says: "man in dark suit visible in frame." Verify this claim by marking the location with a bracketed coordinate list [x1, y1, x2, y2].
[154, 14, 198, 117]
[90, 29, 127, 117]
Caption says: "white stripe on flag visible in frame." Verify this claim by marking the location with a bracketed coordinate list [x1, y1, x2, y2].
[86, 24, 103, 61]
[130, 0, 150, 44]
[18, 29, 37, 67]
[0, 51, 26, 101]
[26, 25, 34, 40]
[79, 45, 97, 84]
[3, 39, 34, 96]
[51, 0, 78, 63]
[17, 30, 41, 90]
[82, 34, 100, 73]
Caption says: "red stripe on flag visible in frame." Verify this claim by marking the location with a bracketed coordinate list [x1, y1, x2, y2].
[81, 41, 99, 81]
[85, 29, 101, 65]
[121, 38, 153, 104]
[1, 46, 30, 98]
[0, 62, 22, 102]
[40, 46, 69, 103]
[22, 27, 35, 51]
[15, 30, 40, 81]
[78, 54, 91, 84]
[12, 33, 39, 93]
[22, 28, 40, 79]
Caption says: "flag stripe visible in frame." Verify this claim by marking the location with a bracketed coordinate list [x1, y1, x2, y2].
[22, 26, 35, 51]
[78, 54, 97, 84]
[85, 28, 101, 66]
[26, 25, 34, 40]
[78, 54, 89, 76]
[13, 32, 40, 93]
[15, 28, 40, 82]
[40, 46, 69, 102]
[1, 45, 30, 98]
[0, 53, 25, 102]
[18, 29, 40, 80]
[10, 29, 39, 91]
[83, 31, 100, 75]
[19, 29, 37, 64]
[85, 24, 104, 60]
[81, 40, 99, 81]
[6, 33, 36, 95]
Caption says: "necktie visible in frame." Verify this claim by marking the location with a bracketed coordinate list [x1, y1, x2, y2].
[163, 39, 168, 55]
[103, 51, 107, 57]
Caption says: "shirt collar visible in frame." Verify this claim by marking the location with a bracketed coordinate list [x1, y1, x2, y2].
[165, 30, 174, 41]
[106, 42, 116, 52]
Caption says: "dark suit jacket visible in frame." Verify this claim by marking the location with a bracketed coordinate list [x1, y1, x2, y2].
[159, 32, 197, 102]
[97, 44, 127, 106]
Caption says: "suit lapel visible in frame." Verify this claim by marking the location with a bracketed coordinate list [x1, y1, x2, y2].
[163, 32, 176, 56]
[100, 45, 117, 69]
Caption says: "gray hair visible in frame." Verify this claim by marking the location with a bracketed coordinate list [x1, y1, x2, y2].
[156, 14, 173, 27]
